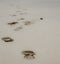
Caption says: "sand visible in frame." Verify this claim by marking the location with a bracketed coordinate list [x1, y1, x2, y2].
[0, 0, 60, 64]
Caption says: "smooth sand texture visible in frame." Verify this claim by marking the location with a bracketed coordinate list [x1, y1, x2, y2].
[0, 0, 60, 64]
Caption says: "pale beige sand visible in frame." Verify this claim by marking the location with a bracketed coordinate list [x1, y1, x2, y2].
[0, 1, 60, 64]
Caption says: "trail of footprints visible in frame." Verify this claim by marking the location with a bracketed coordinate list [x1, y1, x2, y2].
[1, 7, 44, 59]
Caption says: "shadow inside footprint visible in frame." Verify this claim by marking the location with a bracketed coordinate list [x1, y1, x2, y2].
[2, 37, 14, 42]
[22, 50, 36, 59]
[14, 26, 23, 31]
[24, 21, 32, 25]
[8, 22, 18, 25]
